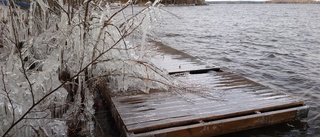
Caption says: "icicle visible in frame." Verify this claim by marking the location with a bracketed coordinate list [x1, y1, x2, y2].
[28, 0, 36, 36]
[35, 0, 49, 13]
[152, 0, 162, 7]
[0, 1, 174, 136]
[140, 13, 150, 59]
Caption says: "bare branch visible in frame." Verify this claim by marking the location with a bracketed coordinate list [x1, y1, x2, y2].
[1, 1, 169, 136]
[1, 67, 15, 125]
[2, 21, 133, 135]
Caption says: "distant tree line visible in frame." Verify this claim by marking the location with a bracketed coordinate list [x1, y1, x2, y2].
[119, 0, 206, 5]
[17, 0, 206, 5]
[268, 0, 319, 3]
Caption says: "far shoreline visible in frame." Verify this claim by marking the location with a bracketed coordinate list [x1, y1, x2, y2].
[206, 0, 320, 4]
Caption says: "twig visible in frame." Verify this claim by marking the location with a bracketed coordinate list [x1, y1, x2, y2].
[17, 44, 35, 105]
[2, 18, 136, 136]
[8, 3, 35, 105]
[1, 67, 16, 125]
[1, 1, 167, 136]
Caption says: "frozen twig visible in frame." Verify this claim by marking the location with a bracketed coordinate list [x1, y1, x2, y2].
[8, 3, 36, 105]
[1, 67, 16, 125]
[1, 0, 173, 136]
[2, 19, 137, 135]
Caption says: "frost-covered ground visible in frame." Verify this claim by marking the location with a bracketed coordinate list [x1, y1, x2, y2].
[0, 0, 172, 136]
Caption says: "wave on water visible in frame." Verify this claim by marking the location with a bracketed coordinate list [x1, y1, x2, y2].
[153, 4, 320, 136]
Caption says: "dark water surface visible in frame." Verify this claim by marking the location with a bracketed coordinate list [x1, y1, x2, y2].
[153, 4, 320, 137]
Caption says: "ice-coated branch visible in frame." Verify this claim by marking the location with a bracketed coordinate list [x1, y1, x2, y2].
[16, 42, 35, 105]
[2, 21, 134, 135]
[1, 67, 15, 125]
[0, 0, 172, 136]
[8, 4, 35, 105]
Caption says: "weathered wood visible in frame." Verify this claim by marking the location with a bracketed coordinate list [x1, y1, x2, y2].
[131, 106, 309, 137]
[112, 86, 304, 133]
[106, 69, 308, 136]
[102, 44, 309, 136]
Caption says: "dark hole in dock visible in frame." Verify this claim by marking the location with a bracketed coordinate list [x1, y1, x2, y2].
[169, 67, 222, 75]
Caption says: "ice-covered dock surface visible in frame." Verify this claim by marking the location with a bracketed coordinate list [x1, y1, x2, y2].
[104, 44, 309, 137]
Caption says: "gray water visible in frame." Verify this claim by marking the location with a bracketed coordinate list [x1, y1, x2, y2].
[153, 4, 320, 136]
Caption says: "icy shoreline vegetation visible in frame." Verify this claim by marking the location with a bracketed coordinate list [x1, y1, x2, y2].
[0, 0, 172, 136]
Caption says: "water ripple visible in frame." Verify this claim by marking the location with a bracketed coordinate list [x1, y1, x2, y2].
[154, 4, 320, 136]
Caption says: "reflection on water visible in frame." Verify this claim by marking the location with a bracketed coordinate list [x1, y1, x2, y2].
[153, 4, 320, 136]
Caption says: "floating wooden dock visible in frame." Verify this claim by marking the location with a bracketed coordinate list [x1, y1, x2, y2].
[101, 43, 309, 137]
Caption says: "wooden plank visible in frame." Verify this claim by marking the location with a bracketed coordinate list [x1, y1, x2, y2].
[103, 44, 309, 136]
[108, 74, 308, 136]
[111, 85, 304, 132]
[124, 101, 304, 132]
[112, 89, 288, 115]
[150, 54, 207, 73]
[116, 93, 297, 119]
[117, 98, 297, 123]
[110, 76, 304, 133]
[130, 106, 309, 137]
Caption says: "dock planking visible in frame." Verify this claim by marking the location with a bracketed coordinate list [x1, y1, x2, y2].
[102, 43, 309, 137]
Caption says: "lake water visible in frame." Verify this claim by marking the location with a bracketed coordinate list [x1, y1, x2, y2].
[152, 4, 320, 137]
